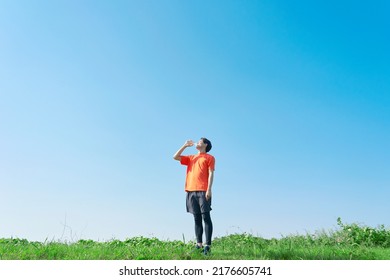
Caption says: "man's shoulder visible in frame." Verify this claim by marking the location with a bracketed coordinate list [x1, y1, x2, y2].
[194, 153, 215, 161]
[203, 153, 215, 160]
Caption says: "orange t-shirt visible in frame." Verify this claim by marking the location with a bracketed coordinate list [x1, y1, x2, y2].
[180, 153, 215, 192]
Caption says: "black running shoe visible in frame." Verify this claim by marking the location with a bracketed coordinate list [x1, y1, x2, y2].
[203, 245, 211, 255]
[192, 244, 202, 253]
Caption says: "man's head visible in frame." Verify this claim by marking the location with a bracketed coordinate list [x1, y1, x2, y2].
[197, 137, 212, 153]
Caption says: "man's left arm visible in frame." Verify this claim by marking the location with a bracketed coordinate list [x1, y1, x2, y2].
[206, 169, 214, 201]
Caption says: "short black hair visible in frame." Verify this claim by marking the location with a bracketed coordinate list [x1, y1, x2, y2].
[201, 137, 212, 153]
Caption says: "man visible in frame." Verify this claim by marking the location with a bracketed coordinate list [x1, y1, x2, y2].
[173, 138, 215, 255]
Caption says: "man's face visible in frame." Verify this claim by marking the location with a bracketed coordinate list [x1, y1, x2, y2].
[196, 139, 207, 150]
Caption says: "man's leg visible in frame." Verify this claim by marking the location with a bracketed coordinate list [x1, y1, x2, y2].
[202, 212, 213, 246]
[193, 213, 203, 246]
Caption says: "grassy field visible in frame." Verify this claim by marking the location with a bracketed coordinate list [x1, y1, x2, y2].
[1, 218, 390, 260]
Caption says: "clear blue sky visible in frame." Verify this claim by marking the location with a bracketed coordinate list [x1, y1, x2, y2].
[1, 1, 389, 242]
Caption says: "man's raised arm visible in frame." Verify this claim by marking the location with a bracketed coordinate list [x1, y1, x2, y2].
[173, 140, 193, 161]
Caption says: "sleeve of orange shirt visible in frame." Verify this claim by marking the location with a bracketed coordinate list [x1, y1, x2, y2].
[180, 155, 190, 166]
[208, 155, 215, 171]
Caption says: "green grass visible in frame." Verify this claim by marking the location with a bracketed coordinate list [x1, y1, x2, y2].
[1, 218, 390, 260]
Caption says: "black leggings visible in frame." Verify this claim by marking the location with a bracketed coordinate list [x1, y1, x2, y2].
[193, 212, 213, 245]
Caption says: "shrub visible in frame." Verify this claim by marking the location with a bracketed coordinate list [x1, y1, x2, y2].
[335, 217, 390, 247]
